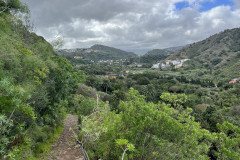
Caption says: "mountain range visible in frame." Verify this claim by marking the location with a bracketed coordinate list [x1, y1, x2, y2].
[145, 46, 185, 56]
[57, 27, 240, 79]
[57, 44, 137, 63]
[138, 46, 185, 63]
[57, 44, 185, 64]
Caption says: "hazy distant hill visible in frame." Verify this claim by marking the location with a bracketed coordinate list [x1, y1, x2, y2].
[57, 44, 137, 63]
[90, 44, 137, 59]
[139, 46, 184, 63]
[146, 46, 185, 56]
[170, 28, 240, 78]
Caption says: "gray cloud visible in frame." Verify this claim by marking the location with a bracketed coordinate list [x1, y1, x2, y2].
[21, 0, 137, 27]
[232, 0, 240, 8]
[20, 0, 240, 54]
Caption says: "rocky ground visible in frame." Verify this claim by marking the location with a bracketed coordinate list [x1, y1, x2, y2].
[47, 114, 83, 160]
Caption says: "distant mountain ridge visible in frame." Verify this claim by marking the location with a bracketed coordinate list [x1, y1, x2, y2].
[170, 27, 240, 79]
[90, 44, 137, 58]
[145, 46, 185, 56]
[57, 44, 137, 63]
[138, 46, 185, 64]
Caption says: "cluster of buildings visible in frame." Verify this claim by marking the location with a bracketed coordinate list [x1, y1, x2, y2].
[128, 63, 143, 68]
[152, 59, 190, 69]
[229, 78, 240, 84]
[98, 59, 127, 64]
[104, 70, 144, 79]
[73, 56, 83, 59]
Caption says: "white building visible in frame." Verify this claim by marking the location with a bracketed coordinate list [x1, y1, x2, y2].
[151, 63, 160, 69]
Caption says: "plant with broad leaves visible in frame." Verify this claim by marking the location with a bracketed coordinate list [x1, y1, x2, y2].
[212, 122, 240, 159]
[0, 114, 14, 156]
[116, 139, 135, 160]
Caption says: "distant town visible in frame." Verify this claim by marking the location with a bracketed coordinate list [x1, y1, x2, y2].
[152, 59, 190, 69]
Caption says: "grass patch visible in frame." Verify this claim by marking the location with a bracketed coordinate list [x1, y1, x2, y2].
[36, 125, 63, 159]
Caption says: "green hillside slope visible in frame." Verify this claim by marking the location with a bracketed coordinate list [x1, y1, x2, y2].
[146, 46, 184, 56]
[0, 5, 84, 159]
[137, 46, 184, 64]
[57, 44, 137, 64]
[170, 28, 240, 79]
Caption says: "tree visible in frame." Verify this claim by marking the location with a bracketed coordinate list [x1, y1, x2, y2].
[86, 75, 101, 90]
[136, 77, 150, 85]
[0, 0, 28, 14]
[160, 92, 187, 109]
[0, 114, 14, 156]
[80, 88, 213, 159]
[0, 0, 9, 13]
[202, 106, 223, 132]
[101, 79, 111, 93]
[0, 78, 35, 157]
[115, 139, 135, 160]
[213, 122, 240, 159]
[50, 36, 64, 50]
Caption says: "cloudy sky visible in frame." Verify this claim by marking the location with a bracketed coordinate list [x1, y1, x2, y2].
[20, 0, 240, 54]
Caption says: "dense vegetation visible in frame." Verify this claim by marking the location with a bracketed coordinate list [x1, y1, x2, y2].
[71, 28, 240, 159]
[1, 1, 240, 159]
[0, 2, 85, 159]
[72, 57, 240, 160]
[78, 89, 240, 159]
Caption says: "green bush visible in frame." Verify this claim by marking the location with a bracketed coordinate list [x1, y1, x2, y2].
[0, 114, 15, 156]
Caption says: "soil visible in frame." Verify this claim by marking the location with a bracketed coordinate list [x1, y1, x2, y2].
[47, 114, 83, 160]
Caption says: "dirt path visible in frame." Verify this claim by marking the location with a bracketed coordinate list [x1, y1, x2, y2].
[47, 114, 84, 160]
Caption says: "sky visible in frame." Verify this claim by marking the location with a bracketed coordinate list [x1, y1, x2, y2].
[20, 0, 240, 54]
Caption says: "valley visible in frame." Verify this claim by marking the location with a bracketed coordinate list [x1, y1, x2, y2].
[0, 0, 240, 159]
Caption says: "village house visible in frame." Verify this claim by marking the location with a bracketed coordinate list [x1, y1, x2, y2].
[175, 63, 183, 69]
[151, 59, 190, 69]
[229, 78, 240, 84]
[151, 63, 161, 69]
[172, 60, 181, 66]
[73, 56, 83, 59]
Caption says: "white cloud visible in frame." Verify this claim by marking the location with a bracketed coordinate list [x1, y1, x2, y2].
[20, 0, 240, 53]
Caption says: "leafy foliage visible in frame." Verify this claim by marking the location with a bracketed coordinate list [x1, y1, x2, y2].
[79, 89, 240, 159]
[0, 7, 84, 158]
[0, 114, 14, 155]
[80, 89, 212, 159]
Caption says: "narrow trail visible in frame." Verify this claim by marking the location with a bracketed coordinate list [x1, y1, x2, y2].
[47, 114, 84, 160]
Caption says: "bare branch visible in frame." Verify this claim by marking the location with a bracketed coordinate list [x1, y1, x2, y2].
[8, 107, 16, 121]
[0, 0, 9, 14]
[0, 6, 9, 14]
[71, 129, 90, 160]
[121, 148, 128, 160]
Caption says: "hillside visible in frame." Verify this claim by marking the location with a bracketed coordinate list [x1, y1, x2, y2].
[170, 28, 240, 79]
[145, 49, 172, 56]
[146, 46, 185, 56]
[57, 44, 137, 63]
[138, 46, 184, 64]
[0, 4, 84, 159]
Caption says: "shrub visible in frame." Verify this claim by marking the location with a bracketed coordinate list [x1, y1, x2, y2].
[231, 105, 240, 116]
